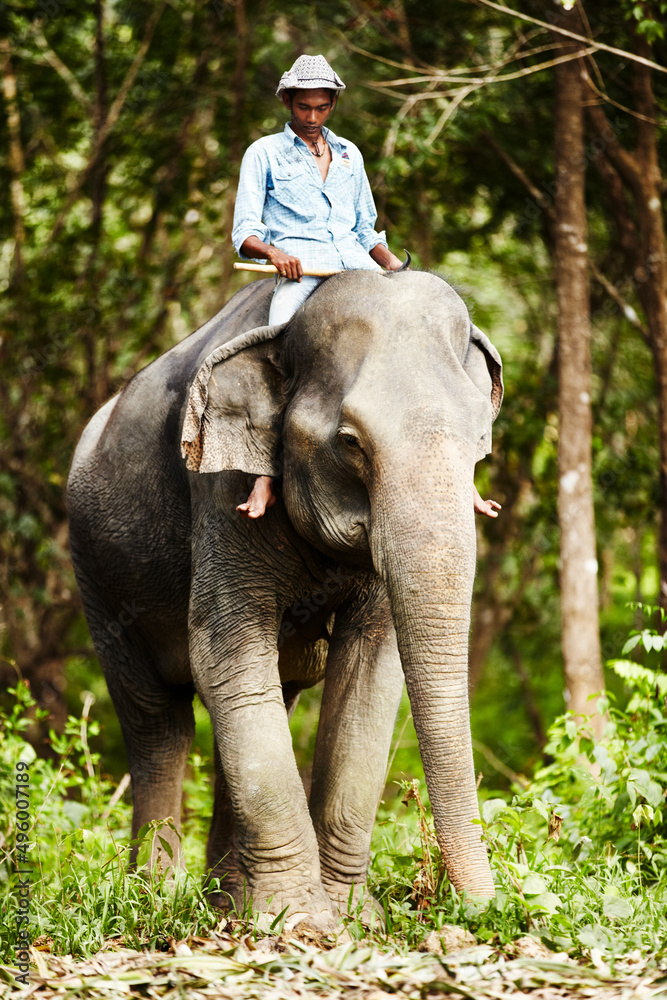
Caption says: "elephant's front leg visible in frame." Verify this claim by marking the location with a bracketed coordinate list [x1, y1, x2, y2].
[190, 595, 335, 933]
[309, 589, 404, 925]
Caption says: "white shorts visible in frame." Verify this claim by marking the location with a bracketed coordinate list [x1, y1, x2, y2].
[268, 276, 324, 326]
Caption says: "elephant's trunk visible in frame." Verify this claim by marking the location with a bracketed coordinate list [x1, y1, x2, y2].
[370, 444, 494, 898]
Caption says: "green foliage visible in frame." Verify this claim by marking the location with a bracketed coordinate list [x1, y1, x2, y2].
[623, 0, 667, 41]
[3, 608, 667, 968]
[0, 683, 222, 958]
[363, 617, 667, 961]
[524, 606, 667, 864]
[370, 790, 667, 960]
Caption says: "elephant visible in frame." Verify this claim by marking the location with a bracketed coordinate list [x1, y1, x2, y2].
[67, 269, 503, 933]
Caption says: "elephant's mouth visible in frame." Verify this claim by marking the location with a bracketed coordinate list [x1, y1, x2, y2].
[282, 475, 373, 568]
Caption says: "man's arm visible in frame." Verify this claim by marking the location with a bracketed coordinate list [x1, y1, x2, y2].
[369, 243, 404, 271]
[233, 145, 303, 280]
[349, 147, 404, 271]
[239, 236, 304, 282]
[240, 237, 401, 277]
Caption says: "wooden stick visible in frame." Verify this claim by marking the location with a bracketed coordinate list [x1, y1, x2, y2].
[233, 262, 344, 277]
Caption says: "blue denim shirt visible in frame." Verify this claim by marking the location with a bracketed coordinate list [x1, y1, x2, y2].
[232, 123, 387, 271]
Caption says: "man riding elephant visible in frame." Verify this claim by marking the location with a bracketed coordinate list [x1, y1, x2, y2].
[232, 54, 499, 520]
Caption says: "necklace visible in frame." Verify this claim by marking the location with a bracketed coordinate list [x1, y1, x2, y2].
[310, 138, 325, 157]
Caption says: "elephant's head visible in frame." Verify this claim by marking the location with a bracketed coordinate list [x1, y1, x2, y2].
[182, 270, 502, 897]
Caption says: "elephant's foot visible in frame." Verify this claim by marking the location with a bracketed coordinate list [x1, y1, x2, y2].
[322, 879, 385, 929]
[203, 862, 244, 912]
[251, 884, 337, 936]
[256, 908, 339, 940]
[236, 475, 276, 518]
[204, 885, 236, 911]
[208, 877, 338, 936]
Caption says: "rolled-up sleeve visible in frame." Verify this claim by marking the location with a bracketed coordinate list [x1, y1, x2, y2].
[351, 148, 387, 254]
[232, 144, 271, 257]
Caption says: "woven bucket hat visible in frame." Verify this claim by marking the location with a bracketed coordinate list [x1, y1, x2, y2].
[276, 54, 346, 97]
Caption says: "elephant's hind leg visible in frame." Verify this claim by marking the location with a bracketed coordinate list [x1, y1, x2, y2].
[121, 680, 195, 872]
[84, 596, 195, 871]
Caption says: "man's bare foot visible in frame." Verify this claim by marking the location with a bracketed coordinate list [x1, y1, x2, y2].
[474, 486, 501, 518]
[237, 476, 276, 519]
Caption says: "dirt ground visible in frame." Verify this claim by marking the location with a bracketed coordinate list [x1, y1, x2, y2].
[3, 930, 666, 999]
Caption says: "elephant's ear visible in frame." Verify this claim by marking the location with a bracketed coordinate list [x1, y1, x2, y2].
[463, 324, 504, 461]
[181, 323, 287, 474]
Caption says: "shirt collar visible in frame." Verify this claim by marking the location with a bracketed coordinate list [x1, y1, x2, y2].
[284, 122, 346, 151]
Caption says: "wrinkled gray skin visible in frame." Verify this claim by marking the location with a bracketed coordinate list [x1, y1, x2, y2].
[67, 271, 502, 933]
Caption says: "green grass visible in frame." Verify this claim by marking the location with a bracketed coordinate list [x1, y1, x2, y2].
[1, 611, 666, 972]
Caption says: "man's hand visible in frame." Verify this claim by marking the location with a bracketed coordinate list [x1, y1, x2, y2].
[474, 486, 501, 518]
[267, 248, 304, 282]
[239, 237, 304, 281]
[369, 244, 406, 271]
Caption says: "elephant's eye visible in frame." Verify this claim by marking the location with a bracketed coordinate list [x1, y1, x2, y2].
[338, 428, 365, 457]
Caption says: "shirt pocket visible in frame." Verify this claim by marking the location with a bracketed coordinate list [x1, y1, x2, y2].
[326, 165, 356, 224]
[269, 161, 313, 218]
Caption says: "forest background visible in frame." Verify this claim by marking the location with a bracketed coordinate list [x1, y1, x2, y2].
[1, 0, 666, 803]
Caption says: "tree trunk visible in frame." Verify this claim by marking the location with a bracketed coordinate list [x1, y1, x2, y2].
[219, 0, 248, 304]
[553, 12, 605, 730]
[0, 39, 26, 284]
[82, 0, 110, 410]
